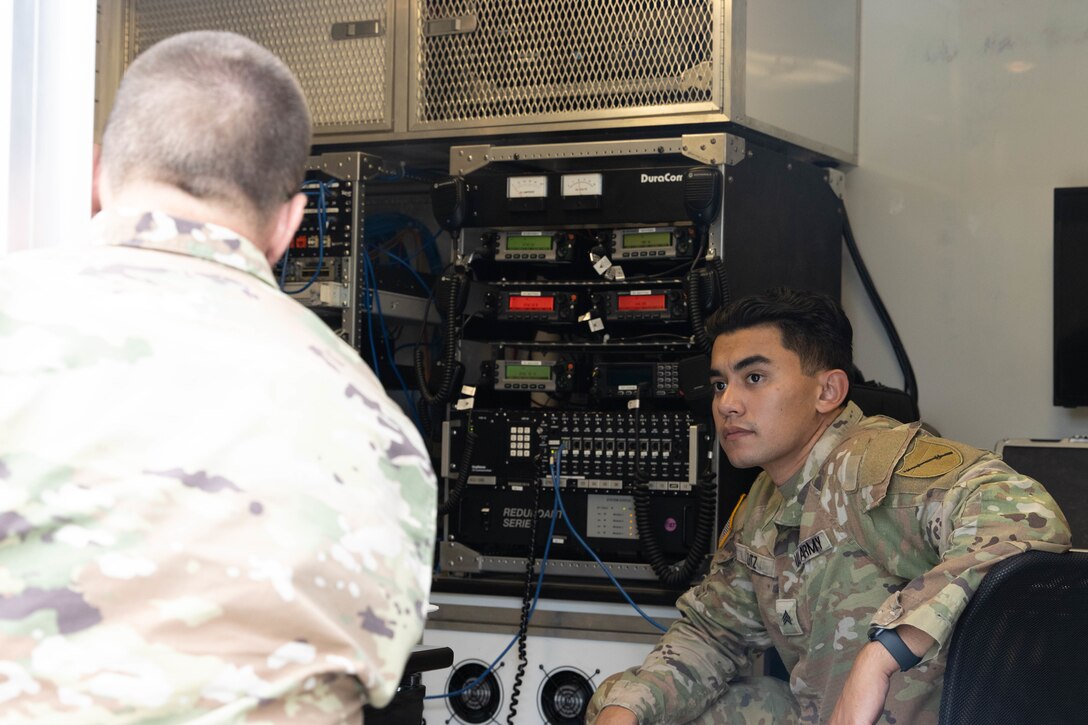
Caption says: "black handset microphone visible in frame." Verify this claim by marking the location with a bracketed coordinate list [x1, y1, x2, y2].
[417, 177, 470, 409]
[682, 166, 728, 352]
[683, 166, 723, 229]
[431, 176, 468, 241]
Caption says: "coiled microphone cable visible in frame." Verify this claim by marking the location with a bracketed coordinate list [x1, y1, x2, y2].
[507, 471, 544, 724]
[437, 414, 476, 517]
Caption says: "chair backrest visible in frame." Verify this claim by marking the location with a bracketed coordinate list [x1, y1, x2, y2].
[939, 550, 1088, 725]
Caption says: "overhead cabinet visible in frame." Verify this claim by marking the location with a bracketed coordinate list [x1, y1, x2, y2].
[100, 0, 859, 163]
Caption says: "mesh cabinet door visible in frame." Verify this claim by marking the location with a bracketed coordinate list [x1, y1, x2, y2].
[128, 0, 395, 135]
[411, 0, 724, 131]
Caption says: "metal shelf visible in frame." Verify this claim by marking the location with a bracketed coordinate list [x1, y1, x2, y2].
[485, 277, 687, 289]
[372, 289, 429, 323]
[489, 338, 694, 353]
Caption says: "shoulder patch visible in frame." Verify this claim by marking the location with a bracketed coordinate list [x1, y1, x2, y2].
[851, 423, 919, 491]
[896, 439, 964, 479]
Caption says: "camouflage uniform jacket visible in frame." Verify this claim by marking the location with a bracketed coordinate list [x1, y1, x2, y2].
[0, 210, 437, 723]
[601, 402, 1070, 724]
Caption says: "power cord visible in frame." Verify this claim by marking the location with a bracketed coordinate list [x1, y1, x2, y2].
[840, 199, 918, 405]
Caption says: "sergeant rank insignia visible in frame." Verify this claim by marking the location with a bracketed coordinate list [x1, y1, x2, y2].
[775, 599, 803, 636]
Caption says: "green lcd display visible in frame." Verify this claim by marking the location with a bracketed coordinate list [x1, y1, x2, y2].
[506, 235, 553, 251]
[505, 364, 552, 380]
[622, 231, 672, 249]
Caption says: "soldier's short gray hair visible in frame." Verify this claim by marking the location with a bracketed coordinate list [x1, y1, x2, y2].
[100, 31, 312, 223]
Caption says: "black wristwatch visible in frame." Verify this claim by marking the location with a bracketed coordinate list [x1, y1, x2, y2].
[868, 627, 922, 672]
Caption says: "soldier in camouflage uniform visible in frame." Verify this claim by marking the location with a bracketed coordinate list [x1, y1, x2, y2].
[588, 288, 1070, 724]
[0, 32, 435, 723]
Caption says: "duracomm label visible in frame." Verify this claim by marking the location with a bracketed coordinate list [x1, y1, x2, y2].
[640, 172, 683, 184]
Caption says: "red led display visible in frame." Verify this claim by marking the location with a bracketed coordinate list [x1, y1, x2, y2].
[507, 295, 556, 312]
[617, 294, 667, 311]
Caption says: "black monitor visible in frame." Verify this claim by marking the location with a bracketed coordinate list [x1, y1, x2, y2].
[1053, 188, 1088, 407]
[998, 439, 1088, 548]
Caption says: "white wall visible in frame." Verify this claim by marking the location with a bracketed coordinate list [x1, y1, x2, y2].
[843, 0, 1088, 449]
[0, 5, 12, 254]
[2, 0, 97, 254]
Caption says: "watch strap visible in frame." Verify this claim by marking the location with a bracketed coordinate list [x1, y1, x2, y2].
[869, 627, 922, 672]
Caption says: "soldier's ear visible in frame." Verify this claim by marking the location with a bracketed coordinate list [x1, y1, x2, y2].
[91, 143, 103, 216]
[263, 192, 307, 266]
[815, 368, 849, 413]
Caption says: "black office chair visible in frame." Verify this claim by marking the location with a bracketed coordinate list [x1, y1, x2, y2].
[938, 550, 1088, 725]
[363, 645, 453, 724]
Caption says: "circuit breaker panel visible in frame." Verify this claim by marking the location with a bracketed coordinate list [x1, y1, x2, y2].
[426, 134, 843, 599]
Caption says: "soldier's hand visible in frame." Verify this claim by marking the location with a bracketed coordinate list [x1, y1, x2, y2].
[827, 641, 897, 725]
[593, 705, 640, 724]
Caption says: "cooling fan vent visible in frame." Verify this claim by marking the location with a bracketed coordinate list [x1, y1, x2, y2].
[537, 666, 596, 724]
[446, 660, 503, 724]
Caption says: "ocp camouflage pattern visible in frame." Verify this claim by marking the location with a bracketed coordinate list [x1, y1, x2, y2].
[0, 210, 437, 723]
[590, 402, 1070, 724]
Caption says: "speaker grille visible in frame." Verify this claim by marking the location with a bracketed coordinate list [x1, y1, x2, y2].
[128, 0, 392, 132]
[414, 0, 718, 127]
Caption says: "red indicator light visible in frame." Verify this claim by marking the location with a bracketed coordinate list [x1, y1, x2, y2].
[618, 294, 667, 311]
[508, 295, 556, 312]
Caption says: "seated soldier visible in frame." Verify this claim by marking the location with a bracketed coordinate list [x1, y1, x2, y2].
[588, 287, 1070, 725]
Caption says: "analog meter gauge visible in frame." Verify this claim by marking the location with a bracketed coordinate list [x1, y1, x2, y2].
[507, 175, 548, 199]
[561, 173, 603, 197]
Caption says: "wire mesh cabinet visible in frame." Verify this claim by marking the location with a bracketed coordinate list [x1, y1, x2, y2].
[411, 0, 723, 129]
[121, 0, 397, 135]
[104, 0, 858, 162]
[409, 0, 859, 163]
